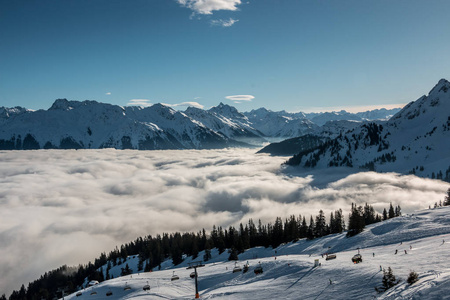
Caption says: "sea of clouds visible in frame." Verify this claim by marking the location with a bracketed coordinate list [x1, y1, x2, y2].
[0, 149, 448, 294]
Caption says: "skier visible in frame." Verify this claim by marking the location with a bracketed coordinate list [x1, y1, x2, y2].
[404, 250, 407, 254]
[395, 249, 398, 254]
[379, 265, 382, 271]
[373, 253, 375, 257]
[329, 279, 332, 285]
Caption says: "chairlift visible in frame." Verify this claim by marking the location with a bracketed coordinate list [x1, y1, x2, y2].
[90, 291, 97, 296]
[254, 263, 263, 275]
[243, 264, 249, 273]
[76, 292, 82, 297]
[171, 271, 180, 281]
[106, 290, 113, 297]
[190, 271, 196, 279]
[232, 262, 242, 273]
[143, 281, 150, 291]
[352, 254, 362, 264]
[326, 254, 337, 260]
[124, 282, 132, 291]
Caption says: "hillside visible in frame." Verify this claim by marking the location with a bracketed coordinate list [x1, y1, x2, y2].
[62, 207, 450, 299]
[285, 79, 450, 180]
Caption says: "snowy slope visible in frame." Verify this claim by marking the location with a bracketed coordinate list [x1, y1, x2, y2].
[286, 79, 450, 180]
[63, 207, 450, 300]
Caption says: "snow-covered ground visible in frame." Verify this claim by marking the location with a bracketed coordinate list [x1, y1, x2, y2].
[64, 207, 450, 299]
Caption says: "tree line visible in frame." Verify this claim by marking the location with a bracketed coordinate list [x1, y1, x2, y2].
[4, 202, 403, 300]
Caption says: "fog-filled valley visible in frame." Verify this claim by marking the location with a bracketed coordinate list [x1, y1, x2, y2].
[1, 148, 448, 295]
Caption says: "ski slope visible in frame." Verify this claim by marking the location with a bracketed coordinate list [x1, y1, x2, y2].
[64, 207, 450, 299]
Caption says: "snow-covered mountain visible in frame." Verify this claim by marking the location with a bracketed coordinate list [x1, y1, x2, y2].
[0, 99, 245, 150]
[243, 108, 318, 140]
[304, 108, 401, 126]
[0, 99, 401, 150]
[0, 106, 32, 120]
[285, 79, 450, 180]
[184, 103, 266, 145]
[62, 206, 450, 299]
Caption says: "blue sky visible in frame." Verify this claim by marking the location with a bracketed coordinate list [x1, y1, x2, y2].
[1, 0, 449, 112]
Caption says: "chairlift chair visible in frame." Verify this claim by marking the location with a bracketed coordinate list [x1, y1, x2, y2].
[124, 282, 132, 291]
[351, 254, 362, 264]
[106, 290, 113, 297]
[90, 291, 97, 296]
[76, 292, 82, 297]
[143, 281, 150, 291]
[243, 264, 249, 273]
[232, 262, 242, 273]
[254, 263, 263, 275]
[190, 271, 196, 279]
[171, 271, 180, 281]
[326, 254, 337, 260]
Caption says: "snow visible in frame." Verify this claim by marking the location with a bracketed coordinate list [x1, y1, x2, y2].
[290, 79, 450, 179]
[64, 207, 450, 299]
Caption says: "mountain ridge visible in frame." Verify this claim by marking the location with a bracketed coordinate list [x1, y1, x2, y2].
[0, 98, 403, 150]
[285, 79, 450, 180]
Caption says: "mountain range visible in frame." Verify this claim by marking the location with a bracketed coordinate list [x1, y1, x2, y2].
[0, 98, 400, 151]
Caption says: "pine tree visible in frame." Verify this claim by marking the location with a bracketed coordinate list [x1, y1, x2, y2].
[228, 247, 238, 261]
[121, 263, 132, 276]
[444, 188, 450, 206]
[381, 267, 398, 291]
[314, 210, 327, 238]
[137, 254, 145, 271]
[388, 203, 395, 218]
[248, 219, 258, 247]
[299, 216, 308, 238]
[347, 203, 365, 237]
[407, 271, 419, 285]
[216, 226, 226, 254]
[363, 203, 376, 225]
[203, 240, 212, 262]
[395, 205, 401, 217]
[306, 216, 315, 240]
[272, 217, 284, 247]
[382, 208, 388, 221]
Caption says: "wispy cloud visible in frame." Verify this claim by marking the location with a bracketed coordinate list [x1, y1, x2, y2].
[105, 92, 112, 95]
[225, 95, 255, 103]
[0, 149, 448, 294]
[127, 99, 152, 107]
[176, 0, 242, 15]
[162, 101, 204, 109]
[210, 18, 239, 27]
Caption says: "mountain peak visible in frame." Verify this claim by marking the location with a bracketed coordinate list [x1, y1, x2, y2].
[429, 78, 450, 95]
[208, 103, 243, 120]
[49, 98, 71, 110]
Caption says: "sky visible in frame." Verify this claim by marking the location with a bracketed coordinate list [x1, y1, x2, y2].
[1, 0, 450, 113]
[1, 149, 449, 295]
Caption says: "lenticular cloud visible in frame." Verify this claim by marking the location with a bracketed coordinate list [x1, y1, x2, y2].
[177, 0, 242, 15]
[0, 149, 448, 294]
